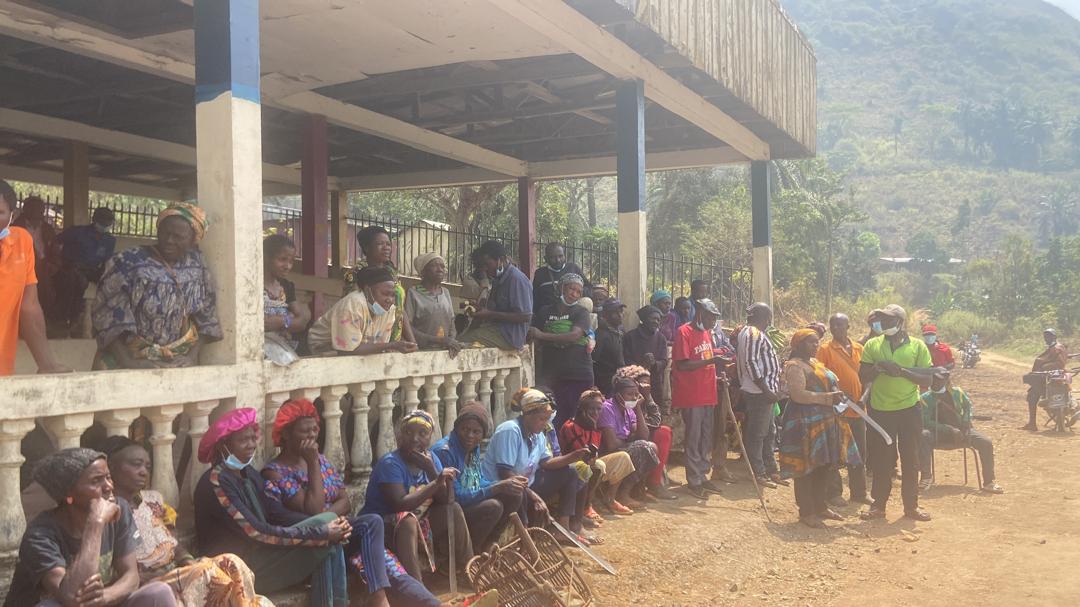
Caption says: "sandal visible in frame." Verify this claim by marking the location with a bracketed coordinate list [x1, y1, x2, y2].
[981, 482, 1005, 495]
[769, 473, 791, 487]
[606, 500, 634, 515]
[585, 506, 605, 522]
[819, 508, 844, 521]
[860, 507, 886, 520]
[578, 532, 604, 546]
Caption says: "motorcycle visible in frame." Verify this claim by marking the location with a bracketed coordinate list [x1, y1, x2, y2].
[959, 341, 981, 369]
[1027, 365, 1080, 432]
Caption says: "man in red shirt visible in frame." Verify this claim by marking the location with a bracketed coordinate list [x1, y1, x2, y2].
[922, 324, 955, 370]
[672, 298, 724, 499]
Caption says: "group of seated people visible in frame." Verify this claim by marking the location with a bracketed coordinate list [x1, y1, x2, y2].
[6, 365, 677, 606]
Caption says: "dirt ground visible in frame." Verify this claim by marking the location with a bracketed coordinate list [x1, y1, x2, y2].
[569, 351, 1080, 607]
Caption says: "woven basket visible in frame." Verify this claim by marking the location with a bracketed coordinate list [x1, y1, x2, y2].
[465, 526, 593, 607]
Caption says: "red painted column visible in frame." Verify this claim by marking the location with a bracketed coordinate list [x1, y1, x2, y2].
[517, 177, 537, 277]
[301, 114, 329, 317]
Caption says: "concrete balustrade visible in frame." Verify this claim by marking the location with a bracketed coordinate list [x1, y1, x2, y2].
[1, 347, 525, 559]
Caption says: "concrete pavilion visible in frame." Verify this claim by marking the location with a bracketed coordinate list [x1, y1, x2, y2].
[0, 0, 816, 572]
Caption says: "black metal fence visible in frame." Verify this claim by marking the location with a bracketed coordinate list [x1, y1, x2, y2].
[14, 197, 751, 320]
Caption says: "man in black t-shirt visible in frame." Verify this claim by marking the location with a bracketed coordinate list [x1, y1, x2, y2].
[5, 448, 175, 607]
[529, 273, 595, 430]
[532, 243, 591, 313]
[592, 298, 627, 394]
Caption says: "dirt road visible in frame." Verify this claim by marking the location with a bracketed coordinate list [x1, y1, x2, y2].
[575, 351, 1080, 606]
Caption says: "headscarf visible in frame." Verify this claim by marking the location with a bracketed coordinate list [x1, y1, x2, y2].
[198, 408, 259, 464]
[157, 202, 208, 243]
[454, 402, 492, 436]
[510, 388, 553, 414]
[637, 305, 662, 323]
[413, 252, 446, 276]
[34, 448, 106, 503]
[558, 273, 584, 288]
[613, 376, 638, 392]
[650, 289, 672, 306]
[806, 322, 827, 339]
[272, 398, 319, 447]
[400, 409, 435, 433]
[613, 364, 649, 383]
[790, 328, 819, 353]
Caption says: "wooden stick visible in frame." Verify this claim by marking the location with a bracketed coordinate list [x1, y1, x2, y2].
[509, 512, 540, 562]
[722, 386, 773, 523]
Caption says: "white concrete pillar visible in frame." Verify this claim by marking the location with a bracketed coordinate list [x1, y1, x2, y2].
[0, 420, 37, 554]
[492, 368, 511, 427]
[349, 382, 376, 479]
[45, 413, 94, 450]
[320, 385, 348, 472]
[147, 405, 184, 508]
[95, 409, 142, 439]
[616, 80, 647, 324]
[194, 0, 265, 383]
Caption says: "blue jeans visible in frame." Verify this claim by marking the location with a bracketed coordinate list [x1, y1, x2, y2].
[742, 391, 778, 477]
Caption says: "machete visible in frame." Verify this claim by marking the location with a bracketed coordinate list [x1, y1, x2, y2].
[839, 386, 893, 445]
[547, 517, 618, 575]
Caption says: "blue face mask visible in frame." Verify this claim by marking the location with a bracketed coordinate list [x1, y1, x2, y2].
[366, 288, 388, 316]
[0, 213, 12, 241]
[925, 334, 937, 345]
[871, 321, 883, 333]
[221, 447, 253, 471]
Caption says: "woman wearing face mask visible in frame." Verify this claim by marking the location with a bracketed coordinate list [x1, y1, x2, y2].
[344, 226, 414, 343]
[779, 329, 861, 528]
[308, 266, 418, 355]
[193, 408, 354, 606]
[528, 273, 595, 431]
[0, 180, 67, 375]
[102, 436, 266, 606]
[597, 377, 664, 509]
[262, 400, 445, 607]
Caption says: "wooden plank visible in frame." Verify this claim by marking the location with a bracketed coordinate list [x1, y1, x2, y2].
[0, 162, 183, 200]
[486, 0, 770, 160]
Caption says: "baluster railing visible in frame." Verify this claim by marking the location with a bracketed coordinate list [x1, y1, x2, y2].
[492, 368, 510, 427]
[478, 370, 495, 420]
[180, 400, 219, 531]
[349, 382, 376, 480]
[147, 405, 184, 507]
[375, 379, 399, 458]
[264, 391, 292, 458]
[0, 419, 36, 553]
[422, 377, 444, 441]
[401, 377, 421, 414]
[461, 371, 479, 405]
[441, 372, 462, 436]
[45, 413, 94, 450]
[321, 385, 348, 471]
[96, 409, 141, 439]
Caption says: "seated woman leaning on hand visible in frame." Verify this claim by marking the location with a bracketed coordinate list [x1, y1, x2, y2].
[432, 403, 527, 552]
[4, 448, 176, 607]
[360, 410, 473, 584]
[483, 389, 592, 534]
[308, 266, 418, 356]
[101, 436, 265, 606]
[193, 408, 353, 606]
[597, 376, 664, 510]
[262, 399, 444, 607]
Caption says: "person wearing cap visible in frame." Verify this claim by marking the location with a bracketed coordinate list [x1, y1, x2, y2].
[859, 304, 936, 522]
[262, 401, 445, 606]
[1024, 328, 1070, 430]
[592, 298, 627, 394]
[91, 202, 222, 369]
[193, 408, 354, 604]
[816, 313, 873, 507]
[406, 251, 463, 356]
[623, 305, 671, 401]
[529, 272, 595, 430]
[4, 448, 176, 607]
[432, 403, 528, 552]
[483, 389, 592, 533]
[736, 302, 787, 489]
[921, 324, 955, 370]
[308, 265, 419, 356]
[361, 410, 472, 584]
[672, 298, 726, 498]
[918, 370, 1004, 494]
[532, 242, 590, 313]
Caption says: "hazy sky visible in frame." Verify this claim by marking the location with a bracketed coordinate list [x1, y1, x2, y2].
[1045, 0, 1080, 20]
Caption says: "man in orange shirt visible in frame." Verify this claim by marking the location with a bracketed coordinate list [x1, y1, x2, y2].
[0, 180, 67, 376]
[816, 312, 872, 507]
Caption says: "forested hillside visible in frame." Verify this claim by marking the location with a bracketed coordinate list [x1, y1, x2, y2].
[783, 0, 1080, 255]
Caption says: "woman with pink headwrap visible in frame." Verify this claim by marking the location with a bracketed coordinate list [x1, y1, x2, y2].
[192, 408, 357, 606]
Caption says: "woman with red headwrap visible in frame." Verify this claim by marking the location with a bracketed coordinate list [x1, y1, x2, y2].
[192, 408, 355, 606]
[261, 400, 446, 607]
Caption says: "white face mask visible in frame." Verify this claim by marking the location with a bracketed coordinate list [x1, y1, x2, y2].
[882, 326, 900, 336]
[560, 295, 579, 307]
[933, 386, 947, 394]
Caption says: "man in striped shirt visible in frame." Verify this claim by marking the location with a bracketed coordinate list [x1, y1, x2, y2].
[735, 302, 786, 488]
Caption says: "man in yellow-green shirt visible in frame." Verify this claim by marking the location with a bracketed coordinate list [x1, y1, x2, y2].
[858, 304, 935, 522]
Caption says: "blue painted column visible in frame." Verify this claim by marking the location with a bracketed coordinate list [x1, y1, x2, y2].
[616, 80, 647, 322]
[194, 0, 264, 365]
[750, 160, 773, 307]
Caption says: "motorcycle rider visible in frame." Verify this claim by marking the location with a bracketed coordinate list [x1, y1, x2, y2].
[1023, 329, 1069, 431]
[922, 324, 956, 370]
